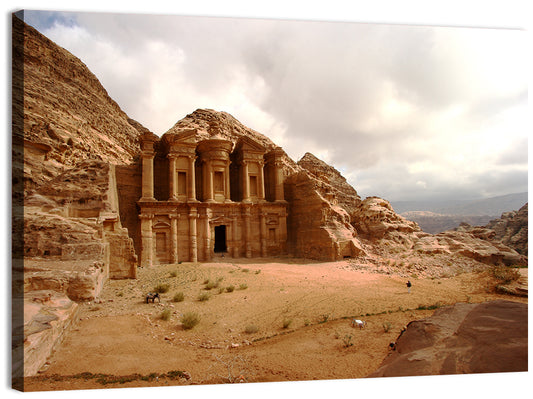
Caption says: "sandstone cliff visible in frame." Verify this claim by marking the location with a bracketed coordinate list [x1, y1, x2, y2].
[14, 14, 140, 293]
[485, 203, 528, 255]
[13, 15, 143, 196]
[298, 152, 361, 214]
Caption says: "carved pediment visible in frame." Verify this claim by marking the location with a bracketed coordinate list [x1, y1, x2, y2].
[210, 216, 234, 225]
[153, 221, 171, 229]
[235, 136, 265, 153]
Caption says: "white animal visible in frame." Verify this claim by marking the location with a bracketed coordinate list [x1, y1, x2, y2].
[351, 319, 366, 329]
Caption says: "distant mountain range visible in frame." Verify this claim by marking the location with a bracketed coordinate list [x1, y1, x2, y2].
[391, 193, 528, 234]
[391, 192, 528, 217]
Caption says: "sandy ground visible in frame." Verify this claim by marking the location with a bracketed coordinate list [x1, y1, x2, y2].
[23, 258, 527, 391]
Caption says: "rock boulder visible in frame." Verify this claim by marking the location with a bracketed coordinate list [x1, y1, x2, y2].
[368, 300, 528, 377]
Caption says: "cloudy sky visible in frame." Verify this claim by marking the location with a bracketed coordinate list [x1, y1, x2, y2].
[22, 4, 529, 202]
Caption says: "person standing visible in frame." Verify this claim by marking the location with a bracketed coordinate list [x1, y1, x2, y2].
[406, 280, 412, 293]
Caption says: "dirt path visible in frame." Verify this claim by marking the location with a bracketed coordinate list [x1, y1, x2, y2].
[23, 259, 527, 391]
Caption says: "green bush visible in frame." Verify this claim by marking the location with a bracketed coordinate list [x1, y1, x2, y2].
[342, 334, 354, 348]
[153, 283, 170, 294]
[160, 309, 172, 321]
[226, 285, 235, 293]
[198, 292, 211, 302]
[173, 292, 185, 302]
[181, 312, 200, 330]
[492, 265, 521, 284]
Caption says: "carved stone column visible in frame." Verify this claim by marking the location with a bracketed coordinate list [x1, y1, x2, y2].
[244, 206, 252, 258]
[187, 155, 197, 202]
[140, 151, 155, 201]
[274, 159, 285, 202]
[205, 161, 214, 203]
[168, 153, 178, 201]
[139, 213, 153, 267]
[258, 160, 266, 201]
[170, 214, 179, 263]
[224, 161, 232, 202]
[189, 208, 198, 262]
[232, 217, 239, 258]
[260, 211, 267, 257]
[242, 161, 251, 203]
[202, 212, 211, 261]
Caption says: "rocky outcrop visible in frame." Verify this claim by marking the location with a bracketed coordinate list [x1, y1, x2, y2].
[13, 15, 142, 195]
[486, 203, 528, 255]
[351, 197, 421, 245]
[18, 291, 79, 377]
[285, 170, 365, 260]
[348, 197, 526, 268]
[414, 231, 526, 266]
[297, 152, 361, 215]
[368, 300, 528, 377]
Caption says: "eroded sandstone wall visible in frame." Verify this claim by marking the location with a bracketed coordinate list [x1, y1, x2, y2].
[115, 162, 143, 256]
[285, 170, 364, 260]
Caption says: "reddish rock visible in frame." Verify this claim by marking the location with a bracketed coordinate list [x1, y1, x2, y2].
[368, 300, 528, 377]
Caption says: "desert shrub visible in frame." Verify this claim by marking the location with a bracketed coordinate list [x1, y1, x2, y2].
[416, 302, 442, 311]
[181, 312, 200, 330]
[205, 277, 224, 290]
[169, 270, 178, 278]
[244, 324, 259, 334]
[255, 269, 261, 274]
[495, 285, 516, 295]
[226, 285, 235, 293]
[160, 309, 172, 321]
[198, 292, 211, 302]
[238, 283, 248, 290]
[492, 265, 520, 284]
[153, 283, 170, 294]
[282, 318, 292, 329]
[241, 268, 250, 273]
[342, 334, 354, 348]
[318, 314, 330, 324]
[382, 321, 392, 333]
[173, 292, 185, 302]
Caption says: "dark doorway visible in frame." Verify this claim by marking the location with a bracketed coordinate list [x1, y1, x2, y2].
[214, 225, 227, 253]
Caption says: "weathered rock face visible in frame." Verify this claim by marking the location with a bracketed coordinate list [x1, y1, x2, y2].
[414, 231, 526, 266]
[349, 197, 527, 268]
[13, 15, 142, 195]
[368, 300, 528, 377]
[19, 291, 79, 377]
[297, 152, 361, 215]
[486, 203, 528, 255]
[352, 197, 421, 244]
[285, 170, 365, 260]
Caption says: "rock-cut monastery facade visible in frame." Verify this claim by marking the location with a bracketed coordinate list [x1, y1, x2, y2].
[137, 130, 288, 267]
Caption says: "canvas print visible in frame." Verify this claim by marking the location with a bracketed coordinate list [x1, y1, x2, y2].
[11, 8, 527, 393]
